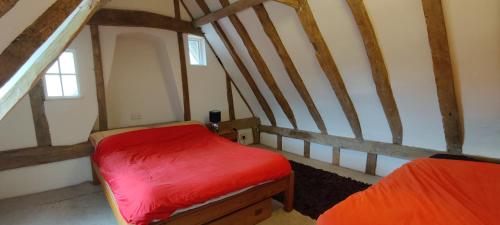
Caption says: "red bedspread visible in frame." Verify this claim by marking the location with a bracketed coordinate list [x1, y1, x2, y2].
[317, 158, 500, 225]
[92, 124, 291, 225]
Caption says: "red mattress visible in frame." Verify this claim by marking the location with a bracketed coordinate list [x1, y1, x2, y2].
[92, 124, 291, 225]
[317, 158, 500, 225]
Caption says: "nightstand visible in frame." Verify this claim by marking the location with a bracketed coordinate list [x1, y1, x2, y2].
[206, 122, 238, 142]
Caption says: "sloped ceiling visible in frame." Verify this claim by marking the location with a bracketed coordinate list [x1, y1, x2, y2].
[183, 0, 500, 158]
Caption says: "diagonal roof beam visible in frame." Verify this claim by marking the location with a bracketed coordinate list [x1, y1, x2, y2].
[347, 0, 403, 144]
[196, 0, 277, 126]
[421, 0, 463, 154]
[193, 0, 298, 27]
[253, 4, 327, 134]
[219, 0, 297, 129]
[294, 0, 363, 139]
[0, 0, 106, 120]
[0, 0, 19, 18]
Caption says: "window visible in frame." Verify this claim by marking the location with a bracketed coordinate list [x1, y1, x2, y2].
[188, 35, 207, 66]
[44, 50, 80, 99]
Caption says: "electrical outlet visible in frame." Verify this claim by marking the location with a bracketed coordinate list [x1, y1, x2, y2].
[237, 129, 254, 145]
[130, 113, 142, 121]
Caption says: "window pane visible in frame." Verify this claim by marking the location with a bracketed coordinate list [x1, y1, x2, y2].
[46, 61, 59, 74]
[189, 39, 201, 65]
[59, 52, 76, 74]
[45, 75, 63, 97]
[61, 75, 79, 97]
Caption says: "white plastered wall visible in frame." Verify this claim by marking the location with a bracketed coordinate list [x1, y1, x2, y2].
[0, 0, 252, 199]
[183, 0, 500, 175]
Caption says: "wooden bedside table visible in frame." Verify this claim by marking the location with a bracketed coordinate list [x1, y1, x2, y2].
[206, 122, 238, 142]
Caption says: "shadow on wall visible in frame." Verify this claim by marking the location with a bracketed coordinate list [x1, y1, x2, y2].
[106, 32, 183, 128]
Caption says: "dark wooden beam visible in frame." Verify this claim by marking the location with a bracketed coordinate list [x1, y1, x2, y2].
[0, 0, 82, 87]
[253, 4, 327, 133]
[347, 0, 403, 144]
[194, 0, 268, 27]
[226, 73, 236, 120]
[260, 125, 439, 160]
[202, 33, 256, 117]
[220, 0, 297, 129]
[90, 24, 107, 131]
[0, 0, 19, 18]
[0, 142, 93, 171]
[421, 0, 462, 154]
[89, 9, 203, 35]
[29, 80, 51, 146]
[365, 153, 377, 175]
[277, 134, 283, 150]
[196, 0, 276, 126]
[0, 0, 105, 120]
[304, 141, 310, 158]
[219, 117, 260, 130]
[175, 0, 191, 121]
[294, 0, 363, 139]
[274, 0, 300, 8]
[332, 145, 340, 166]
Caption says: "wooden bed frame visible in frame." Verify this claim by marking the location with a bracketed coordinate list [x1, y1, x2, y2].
[92, 162, 294, 225]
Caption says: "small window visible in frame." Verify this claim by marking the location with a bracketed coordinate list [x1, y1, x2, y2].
[188, 35, 207, 66]
[44, 50, 80, 99]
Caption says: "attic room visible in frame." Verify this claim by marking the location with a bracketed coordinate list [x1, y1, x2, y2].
[0, 0, 499, 224]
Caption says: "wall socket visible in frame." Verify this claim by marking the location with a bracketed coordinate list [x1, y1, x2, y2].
[130, 113, 142, 121]
[237, 129, 254, 145]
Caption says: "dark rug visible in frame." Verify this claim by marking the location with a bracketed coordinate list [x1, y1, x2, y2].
[276, 161, 371, 219]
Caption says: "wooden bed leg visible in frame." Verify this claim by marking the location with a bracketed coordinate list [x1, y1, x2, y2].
[91, 163, 100, 185]
[283, 171, 294, 212]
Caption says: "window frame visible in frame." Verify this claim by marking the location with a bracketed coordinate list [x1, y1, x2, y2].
[187, 35, 207, 66]
[43, 49, 81, 100]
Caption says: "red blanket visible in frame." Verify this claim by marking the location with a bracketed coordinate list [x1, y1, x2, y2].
[92, 124, 291, 225]
[317, 158, 500, 225]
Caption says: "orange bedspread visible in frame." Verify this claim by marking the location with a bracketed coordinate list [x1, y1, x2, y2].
[317, 158, 500, 225]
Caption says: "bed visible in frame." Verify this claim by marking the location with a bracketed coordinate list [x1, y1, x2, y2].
[317, 158, 500, 225]
[90, 122, 294, 225]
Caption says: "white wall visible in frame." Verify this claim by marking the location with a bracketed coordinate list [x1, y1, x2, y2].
[0, 26, 97, 199]
[0, 0, 252, 199]
[183, 0, 500, 176]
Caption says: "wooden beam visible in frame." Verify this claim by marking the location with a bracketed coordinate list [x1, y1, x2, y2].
[304, 141, 310, 158]
[253, 4, 327, 133]
[202, 34, 256, 117]
[29, 80, 51, 146]
[0, 142, 93, 171]
[194, 0, 268, 27]
[219, 117, 260, 130]
[347, 0, 403, 144]
[0, 0, 19, 18]
[0, 0, 105, 121]
[220, 0, 297, 129]
[260, 125, 439, 160]
[175, 0, 191, 121]
[365, 153, 377, 175]
[196, 0, 276, 126]
[294, 0, 363, 139]
[332, 145, 340, 166]
[0, 0, 83, 87]
[90, 24, 107, 131]
[421, 0, 462, 154]
[89, 9, 203, 35]
[226, 73, 236, 120]
[277, 134, 283, 150]
[274, 0, 300, 8]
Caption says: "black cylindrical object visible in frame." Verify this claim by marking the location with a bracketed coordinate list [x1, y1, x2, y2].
[209, 110, 221, 123]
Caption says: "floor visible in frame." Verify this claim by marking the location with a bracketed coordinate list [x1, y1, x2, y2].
[0, 145, 378, 225]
